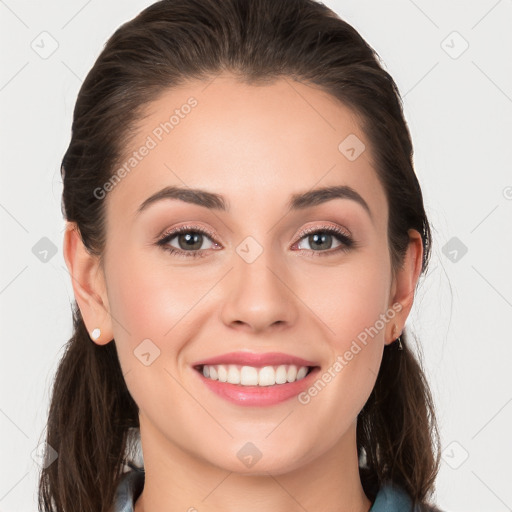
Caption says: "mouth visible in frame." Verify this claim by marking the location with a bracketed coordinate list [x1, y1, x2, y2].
[193, 363, 318, 387]
[190, 351, 321, 406]
[192, 363, 321, 407]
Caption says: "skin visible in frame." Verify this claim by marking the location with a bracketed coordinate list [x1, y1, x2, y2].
[63, 73, 423, 512]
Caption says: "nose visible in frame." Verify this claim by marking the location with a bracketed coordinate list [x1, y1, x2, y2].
[219, 247, 299, 334]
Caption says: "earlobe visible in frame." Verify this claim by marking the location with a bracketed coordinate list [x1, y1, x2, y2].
[63, 222, 113, 345]
[385, 229, 424, 345]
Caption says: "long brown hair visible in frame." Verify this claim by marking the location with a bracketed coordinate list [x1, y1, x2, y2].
[39, 0, 441, 510]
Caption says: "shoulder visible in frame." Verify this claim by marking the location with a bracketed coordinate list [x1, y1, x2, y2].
[371, 482, 445, 512]
[112, 469, 145, 512]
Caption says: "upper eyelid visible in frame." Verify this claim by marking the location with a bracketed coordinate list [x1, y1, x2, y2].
[158, 224, 217, 243]
[297, 223, 352, 239]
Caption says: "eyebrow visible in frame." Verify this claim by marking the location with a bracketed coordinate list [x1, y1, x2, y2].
[136, 184, 372, 220]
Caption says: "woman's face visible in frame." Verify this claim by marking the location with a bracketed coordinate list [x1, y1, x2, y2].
[80, 73, 420, 475]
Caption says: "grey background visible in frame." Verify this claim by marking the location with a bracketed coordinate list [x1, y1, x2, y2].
[1, 0, 511, 510]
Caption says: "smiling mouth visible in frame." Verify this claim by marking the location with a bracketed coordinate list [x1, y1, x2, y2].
[194, 364, 317, 387]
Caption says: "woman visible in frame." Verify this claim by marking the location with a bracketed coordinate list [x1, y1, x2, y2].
[39, 0, 443, 510]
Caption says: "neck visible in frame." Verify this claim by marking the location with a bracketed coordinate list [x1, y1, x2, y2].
[133, 418, 372, 512]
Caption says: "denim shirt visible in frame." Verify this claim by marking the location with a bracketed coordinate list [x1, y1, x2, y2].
[112, 468, 432, 512]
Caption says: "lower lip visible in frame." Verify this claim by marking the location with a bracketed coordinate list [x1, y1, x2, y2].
[194, 367, 320, 407]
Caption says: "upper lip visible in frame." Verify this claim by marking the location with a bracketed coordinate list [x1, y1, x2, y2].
[192, 351, 319, 368]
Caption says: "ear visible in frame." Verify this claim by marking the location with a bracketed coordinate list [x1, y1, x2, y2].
[63, 221, 114, 345]
[385, 229, 424, 345]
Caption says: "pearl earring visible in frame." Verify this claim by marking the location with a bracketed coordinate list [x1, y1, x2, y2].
[91, 328, 101, 340]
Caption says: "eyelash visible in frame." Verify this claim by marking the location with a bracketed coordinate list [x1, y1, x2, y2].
[155, 224, 355, 259]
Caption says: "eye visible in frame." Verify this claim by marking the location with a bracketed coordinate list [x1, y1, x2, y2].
[293, 224, 354, 256]
[156, 223, 355, 259]
[156, 224, 220, 259]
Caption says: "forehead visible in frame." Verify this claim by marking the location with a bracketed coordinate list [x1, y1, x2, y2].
[105, 73, 387, 229]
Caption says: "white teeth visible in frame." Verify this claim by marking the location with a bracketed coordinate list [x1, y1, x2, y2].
[286, 365, 297, 382]
[200, 364, 311, 386]
[227, 365, 241, 384]
[296, 366, 308, 380]
[258, 366, 275, 386]
[275, 365, 287, 384]
[217, 365, 228, 382]
[241, 365, 258, 385]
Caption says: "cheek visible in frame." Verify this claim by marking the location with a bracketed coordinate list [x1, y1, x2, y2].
[294, 251, 391, 409]
[105, 247, 222, 397]
[297, 254, 391, 345]
[105, 250, 202, 412]
[106, 248, 208, 341]
[294, 263, 389, 439]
